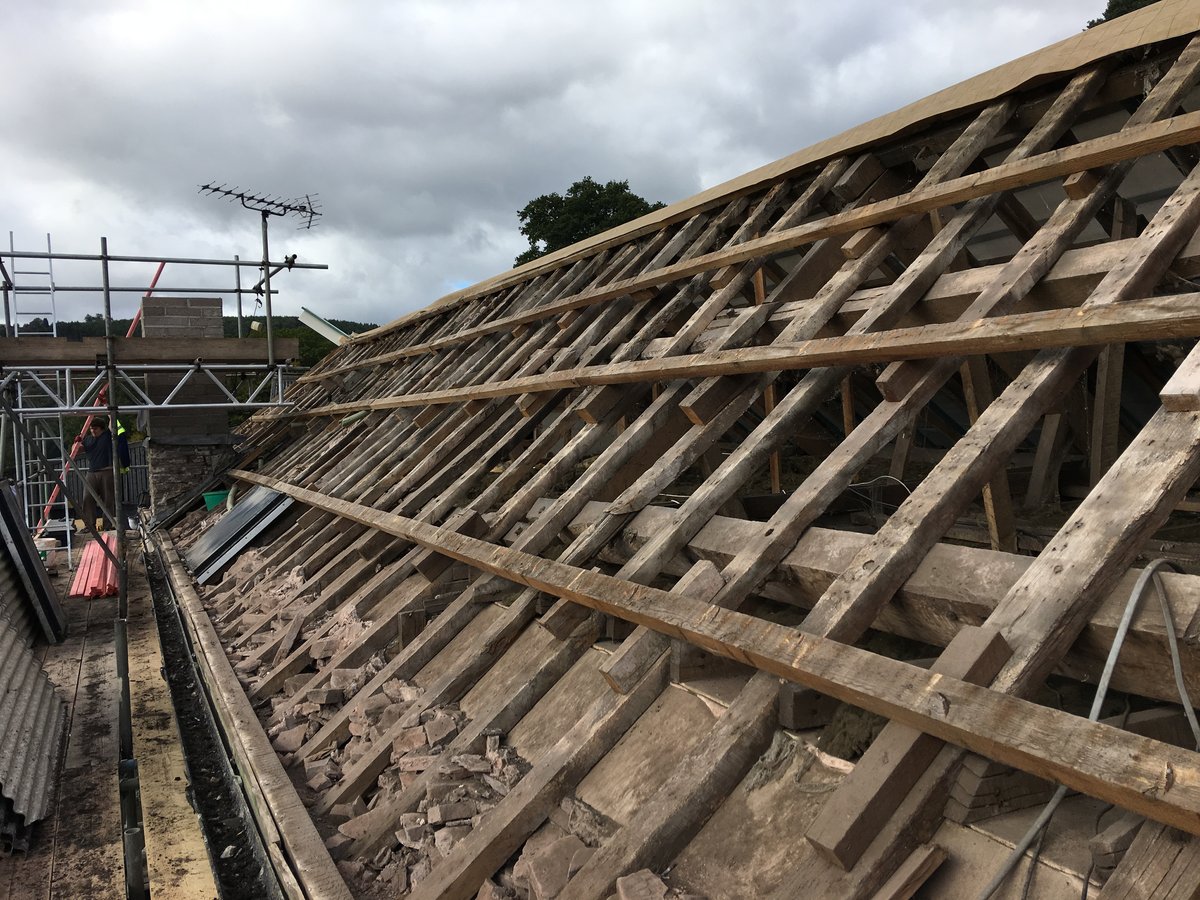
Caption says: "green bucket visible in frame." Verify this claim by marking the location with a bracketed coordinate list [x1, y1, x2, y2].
[203, 490, 230, 511]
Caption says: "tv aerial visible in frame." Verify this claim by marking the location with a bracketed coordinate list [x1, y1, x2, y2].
[198, 184, 322, 230]
[198, 182, 323, 366]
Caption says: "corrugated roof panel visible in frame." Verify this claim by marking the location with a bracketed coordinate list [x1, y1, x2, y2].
[0, 556, 35, 647]
[0, 615, 67, 848]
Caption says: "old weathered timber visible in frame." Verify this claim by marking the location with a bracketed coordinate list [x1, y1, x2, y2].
[163, 13, 1200, 899]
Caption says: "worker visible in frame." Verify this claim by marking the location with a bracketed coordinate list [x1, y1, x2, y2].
[74, 418, 131, 533]
[115, 419, 130, 475]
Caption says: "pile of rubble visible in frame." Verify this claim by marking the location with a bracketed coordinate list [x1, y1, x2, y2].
[477, 822, 707, 900]
[266, 655, 391, 762]
[296, 686, 532, 894]
[201, 551, 292, 641]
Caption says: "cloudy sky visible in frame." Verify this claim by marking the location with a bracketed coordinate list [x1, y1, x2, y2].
[2, 0, 1104, 330]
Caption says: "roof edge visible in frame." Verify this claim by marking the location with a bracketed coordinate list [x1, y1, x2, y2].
[358, 0, 1200, 343]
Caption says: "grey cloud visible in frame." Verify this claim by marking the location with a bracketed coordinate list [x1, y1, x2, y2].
[2, 0, 1101, 325]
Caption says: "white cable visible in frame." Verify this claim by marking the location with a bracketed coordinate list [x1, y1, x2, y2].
[977, 559, 1187, 900]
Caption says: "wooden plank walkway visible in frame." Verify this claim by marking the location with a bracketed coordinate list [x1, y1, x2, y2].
[0, 579, 122, 900]
[0, 556, 221, 900]
[125, 555, 219, 900]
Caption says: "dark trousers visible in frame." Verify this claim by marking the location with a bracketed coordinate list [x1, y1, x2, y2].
[83, 468, 115, 531]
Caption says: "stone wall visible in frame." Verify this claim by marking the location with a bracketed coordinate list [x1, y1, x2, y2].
[141, 298, 233, 514]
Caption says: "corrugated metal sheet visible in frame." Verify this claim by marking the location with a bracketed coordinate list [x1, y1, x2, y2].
[0, 615, 66, 850]
[0, 553, 35, 648]
[0, 498, 69, 850]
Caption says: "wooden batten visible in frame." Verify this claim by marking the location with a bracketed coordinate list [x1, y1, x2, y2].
[157, 20, 1200, 900]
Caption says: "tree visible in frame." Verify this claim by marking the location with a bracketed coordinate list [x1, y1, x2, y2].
[515, 176, 666, 267]
[18, 316, 52, 335]
[1087, 0, 1159, 28]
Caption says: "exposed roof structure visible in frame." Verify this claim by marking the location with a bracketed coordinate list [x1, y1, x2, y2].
[172, 2, 1200, 896]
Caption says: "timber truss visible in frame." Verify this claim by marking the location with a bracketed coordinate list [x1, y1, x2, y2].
[165, 8, 1200, 899]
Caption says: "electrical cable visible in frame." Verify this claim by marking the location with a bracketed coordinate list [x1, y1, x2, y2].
[976, 558, 1191, 900]
[847, 473, 912, 495]
[1017, 820, 1047, 900]
[1152, 565, 1200, 749]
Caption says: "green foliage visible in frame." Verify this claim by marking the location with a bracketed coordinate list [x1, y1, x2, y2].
[1087, 0, 1159, 28]
[515, 176, 666, 267]
[54, 317, 135, 338]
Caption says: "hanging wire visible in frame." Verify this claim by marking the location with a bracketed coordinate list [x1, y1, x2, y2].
[847, 474, 913, 495]
[977, 558, 1200, 900]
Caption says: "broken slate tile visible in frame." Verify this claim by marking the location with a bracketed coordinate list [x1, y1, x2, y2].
[616, 869, 669, 900]
[309, 637, 340, 660]
[392, 725, 428, 757]
[452, 753, 493, 774]
[475, 879, 516, 900]
[308, 687, 344, 705]
[305, 772, 332, 793]
[394, 812, 428, 849]
[382, 679, 421, 704]
[424, 713, 459, 747]
[428, 800, 477, 825]
[569, 845, 594, 879]
[272, 723, 308, 754]
[527, 835, 586, 900]
[323, 832, 353, 860]
[434, 823, 472, 856]
[330, 797, 367, 821]
[397, 754, 441, 772]
[328, 668, 363, 691]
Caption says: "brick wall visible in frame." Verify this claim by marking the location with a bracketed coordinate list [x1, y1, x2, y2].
[140, 297, 224, 338]
[141, 298, 232, 514]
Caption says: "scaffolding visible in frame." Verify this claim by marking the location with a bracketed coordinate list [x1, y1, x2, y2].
[0, 234, 327, 577]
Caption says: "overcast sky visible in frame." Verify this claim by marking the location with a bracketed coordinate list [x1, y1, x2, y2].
[1, 1, 1104, 330]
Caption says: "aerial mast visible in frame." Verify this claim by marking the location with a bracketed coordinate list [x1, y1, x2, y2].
[198, 183, 321, 370]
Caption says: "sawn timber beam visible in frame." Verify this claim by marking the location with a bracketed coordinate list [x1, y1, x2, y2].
[310, 108, 1200, 375]
[297, 294, 1200, 417]
[230, 468, 1200, 838]
[565, 501, 1200, 705]
[0, 336, 302, 365]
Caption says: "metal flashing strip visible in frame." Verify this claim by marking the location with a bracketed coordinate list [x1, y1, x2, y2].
[0, 480, 66, 643]
[184, 484, 294, 584]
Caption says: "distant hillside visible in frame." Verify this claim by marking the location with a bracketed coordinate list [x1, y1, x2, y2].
[23, 315, 377, 367]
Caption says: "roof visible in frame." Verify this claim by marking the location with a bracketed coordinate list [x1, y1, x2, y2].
[191, 3, 1200, 896]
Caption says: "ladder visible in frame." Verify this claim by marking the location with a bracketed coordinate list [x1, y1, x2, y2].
[7, 232, 58, 336]
[7, 233, 72, 562]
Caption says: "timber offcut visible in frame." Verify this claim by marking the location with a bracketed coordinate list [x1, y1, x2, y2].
[132, 1, 1200, 897]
